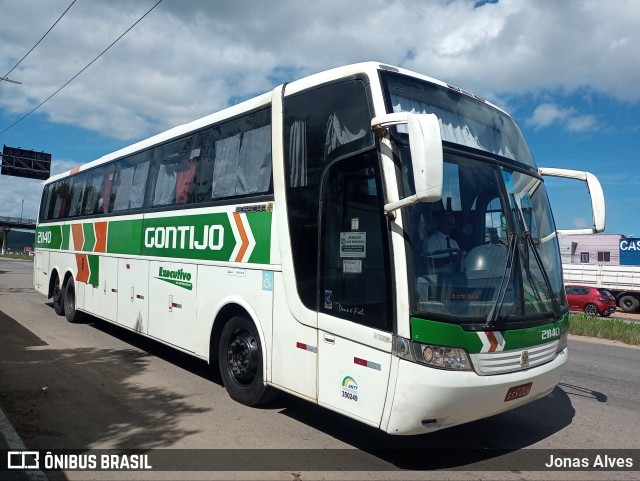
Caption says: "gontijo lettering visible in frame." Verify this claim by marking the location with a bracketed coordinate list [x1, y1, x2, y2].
[144, 225, 224, 250]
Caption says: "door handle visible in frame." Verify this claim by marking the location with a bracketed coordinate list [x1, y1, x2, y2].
[323, 333, 335, 344]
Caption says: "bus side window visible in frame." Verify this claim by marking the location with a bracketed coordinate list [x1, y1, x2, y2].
[189, 130, 216, 203]
[153, 136, 194, 206]
[81, 165, 108, 216]
[211, 133, 241, 199]
[111, 151, 151, 212]
[211, 112, 272, 200]
[67, 173, 87, 217]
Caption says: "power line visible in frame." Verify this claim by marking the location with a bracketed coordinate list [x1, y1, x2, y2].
[0, 0, 164, 136]
[2, 0, 78, 81]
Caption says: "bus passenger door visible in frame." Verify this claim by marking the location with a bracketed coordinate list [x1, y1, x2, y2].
[317, 154, 393, 427]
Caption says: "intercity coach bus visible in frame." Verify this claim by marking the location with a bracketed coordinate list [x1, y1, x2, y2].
[34, 62, 605, 434]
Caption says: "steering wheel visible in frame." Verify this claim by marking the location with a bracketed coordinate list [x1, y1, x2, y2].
[423, 248, 463, 272]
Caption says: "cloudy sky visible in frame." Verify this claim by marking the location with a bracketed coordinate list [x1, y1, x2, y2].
[1, 0, 639, 237]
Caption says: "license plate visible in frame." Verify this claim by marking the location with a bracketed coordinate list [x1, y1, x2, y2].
[504, 382, 532, 402]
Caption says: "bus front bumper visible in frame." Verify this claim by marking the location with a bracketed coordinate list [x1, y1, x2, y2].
[384, 347, 567, 435]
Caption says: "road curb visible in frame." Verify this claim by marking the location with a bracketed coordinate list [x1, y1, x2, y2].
[0, 407, 48, 481]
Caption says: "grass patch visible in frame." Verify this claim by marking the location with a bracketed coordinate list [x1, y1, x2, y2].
[569, 313, 640, 346]
[0, 254, 34, 261]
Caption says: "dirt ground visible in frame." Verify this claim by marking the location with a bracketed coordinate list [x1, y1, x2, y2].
[610, 310, 640, 323]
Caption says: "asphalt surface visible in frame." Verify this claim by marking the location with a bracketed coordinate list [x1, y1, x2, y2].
[0, 407, 47, 480]
[0, 255, 640, 481]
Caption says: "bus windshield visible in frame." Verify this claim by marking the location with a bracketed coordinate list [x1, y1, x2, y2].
[381, 73, 567, 326]
[403, 153, 567, 326]
[381, 70, 536, 169]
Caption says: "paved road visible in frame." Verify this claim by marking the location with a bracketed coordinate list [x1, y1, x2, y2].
[0, 258, 639, 480]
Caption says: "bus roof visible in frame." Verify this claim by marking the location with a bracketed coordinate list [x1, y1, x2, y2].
[46, 61, 507, 184]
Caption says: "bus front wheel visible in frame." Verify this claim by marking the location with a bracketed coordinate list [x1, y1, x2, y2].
[218, 316, 275, 406]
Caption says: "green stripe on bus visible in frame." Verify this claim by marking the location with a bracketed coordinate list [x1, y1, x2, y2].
[501, 313, 569, 349]
[107, 219, 144, 255]
[61, 224, 70, 250]
[410, 314, 569, 354]
[88, 255, 99, 286]
[82, 223, 96, 251]
[410, 318, 483, 353]
[35, 225, 62, 249]
[36, 210, 272, 264]
[247, 211, 272, 264]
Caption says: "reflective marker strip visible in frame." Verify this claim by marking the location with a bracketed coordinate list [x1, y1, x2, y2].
[354, 357, 381, 371]
[296, 342, 317, 353]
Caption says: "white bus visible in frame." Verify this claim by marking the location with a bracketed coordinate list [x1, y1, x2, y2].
[34, 62, 605, 435]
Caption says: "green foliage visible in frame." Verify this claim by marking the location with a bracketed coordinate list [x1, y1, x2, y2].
[569, 313, 640, 346]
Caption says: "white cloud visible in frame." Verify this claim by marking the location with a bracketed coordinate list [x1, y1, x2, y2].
[0, 0, 639, 141]
[573, 217, 589, 229]
[527, 103, 598, 132]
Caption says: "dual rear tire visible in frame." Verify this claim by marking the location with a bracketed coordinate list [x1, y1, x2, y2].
[52, 275, 83, 323]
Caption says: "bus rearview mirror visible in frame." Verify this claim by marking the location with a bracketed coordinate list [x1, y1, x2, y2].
[539, 167, 606, 234]
[371, 112, 443, 213]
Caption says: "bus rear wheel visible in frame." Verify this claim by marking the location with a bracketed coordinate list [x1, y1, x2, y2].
[218, 316, 275, 406]
[52, 274, 65, 316]
[63, 278, 84, 323]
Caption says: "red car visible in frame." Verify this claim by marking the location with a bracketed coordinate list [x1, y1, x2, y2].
[565, 285, 617, 317]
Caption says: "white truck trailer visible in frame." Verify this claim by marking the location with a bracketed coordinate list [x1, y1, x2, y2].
[560, 235, 640, 313]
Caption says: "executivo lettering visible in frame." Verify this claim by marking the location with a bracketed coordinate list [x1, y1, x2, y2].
[156, 266, 193, 290]
[144, 225, 224, 251]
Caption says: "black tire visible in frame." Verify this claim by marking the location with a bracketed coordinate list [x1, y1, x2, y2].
[583, 303, 599, 316]
[618, 295, 639, 313]
[52, 274, 65, 316]
[218, 316, 276, 406]
[63, 278, 83, 323]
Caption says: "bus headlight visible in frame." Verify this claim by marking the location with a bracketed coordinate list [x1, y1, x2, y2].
[393, 337, 472, 371]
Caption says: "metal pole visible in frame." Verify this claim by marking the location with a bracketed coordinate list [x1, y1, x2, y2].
[21, 199, 24, 220]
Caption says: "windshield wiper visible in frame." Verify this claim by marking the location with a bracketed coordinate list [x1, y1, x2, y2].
[522, 231, 562, 319]
[509, 194, 562, 320]
[484, 232, 518, 329]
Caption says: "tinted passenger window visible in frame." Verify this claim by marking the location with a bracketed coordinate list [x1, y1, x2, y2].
[320, 153, 391, 330]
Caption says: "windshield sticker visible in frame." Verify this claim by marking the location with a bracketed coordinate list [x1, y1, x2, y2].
[340, 232, 366, 258]
[341, 374, 359, 403]
[324, 290, 333, 309]
[343, 259, 362, 274]
[502, 170, 514, 192]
